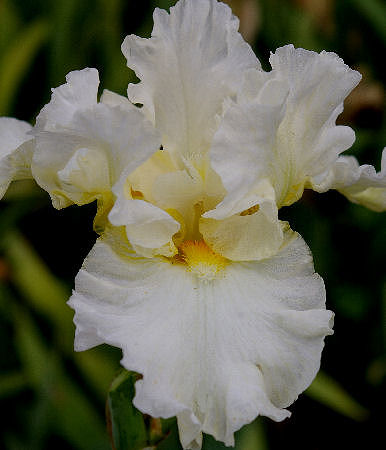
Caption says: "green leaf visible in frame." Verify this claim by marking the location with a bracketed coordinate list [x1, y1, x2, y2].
[0, 371, 27, 398]
[0, 19, 49, 115]
[0, 0, 21, 54]
[237, 419, 268, 450]
[348, 0, 386, 44]
[382, 282, 386, 350]
[2, 230, 119, 403]
[13, 304, 109, 450]
[1, 231, 73, 351]
[107, 369, 148, 450]
[49, 0, 79, 85]
[97, 0, 130, 93]
[306, 371, 368, 421]
[156, 419, 181, 450]
[259, 0, 324, 54]
[73, 347, 120, 399]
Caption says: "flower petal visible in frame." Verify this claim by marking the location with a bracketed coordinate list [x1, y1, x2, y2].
[0, 117, 33, 198]
[314, 148, 386, 211]
[32, 69, 160, 211]
[209, 45, 361, 210]
[36, 68, 100, 130]
[204, 87, 286, 261]
[200, 199, 284, 261]
[69, 228, 332, 448]
[269, 45, 361, 205]
[207, 88, 287, 218]
[121, 0, 259, 164]
[108, 197, 179, 257]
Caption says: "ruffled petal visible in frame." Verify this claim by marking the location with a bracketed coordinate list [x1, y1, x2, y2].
[108, 197, 179, 257]
[121, 0, 259, 164]
[269, 45, 361, 205]
[36, 68, 99, 130]
[313, 148, 386, 211]
[208, 82, 287, 217]
[0, 117, 33, 198]
[205, 85, 286, 261]
[32, 69, 160, 212]
[69, 228, 333, 449]
[200, 198, 284, 261]
[210, 45, 361, 210]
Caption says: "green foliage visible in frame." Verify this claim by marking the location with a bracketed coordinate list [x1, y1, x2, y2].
[13, 304, 110, 450]
[306, 372, 368, 421]
[107, 370, 148, 450]
[348, 0, 386, 44]
[0, 0, 385, 449]
[0, 19, 49, 115]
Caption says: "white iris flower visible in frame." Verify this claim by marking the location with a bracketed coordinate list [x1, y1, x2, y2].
[0, 117, 33, 198]
[1, 0, 385, 448]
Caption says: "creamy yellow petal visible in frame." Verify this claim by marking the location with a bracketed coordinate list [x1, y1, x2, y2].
[200, 199, 284, 261]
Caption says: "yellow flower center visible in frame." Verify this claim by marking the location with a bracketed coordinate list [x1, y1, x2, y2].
[177, 240, 228, 280]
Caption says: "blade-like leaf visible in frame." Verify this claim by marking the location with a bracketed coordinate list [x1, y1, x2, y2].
[0, 371, 27, 398]
[349, 0, 386, 44]
[306, 371, 368, 421]
[0, 19, 49, 115]
[237, 419, 268, 450]
[1, 231, 73, 350]
[2, 230, 119, 401]
[13, 304, 109, 450]
[107, 369, 148, 450]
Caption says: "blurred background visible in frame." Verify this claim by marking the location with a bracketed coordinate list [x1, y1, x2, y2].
[0, 0, 385, 449]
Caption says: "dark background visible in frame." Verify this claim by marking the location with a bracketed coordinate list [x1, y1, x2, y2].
[0, 1, 385, 449]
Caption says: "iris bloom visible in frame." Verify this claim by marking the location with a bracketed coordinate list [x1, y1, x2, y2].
[1, 0, 385, 448]
[0, 118, 33, 198]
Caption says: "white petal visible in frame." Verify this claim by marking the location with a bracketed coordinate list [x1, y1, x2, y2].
[269, 45, 361, 205]
[69, 228, 332, 448]
[0, 117, 33, 198]
[33, 83, 160, 209]
[121, 0, 259, 164]
[200, 199, 284, 261]
[100, 89, 133, 109]
[57, 147, 110, 196]
[311, 148, 386, 211]
[311, 155, 360, 192]
[208, 89, 287, 217]
[334, 148, 386, 211]
[211, 46, 361, 210]
[36, 68, 100, 130]
[109, 197, 179, 257]
[205, 87, 286, 261]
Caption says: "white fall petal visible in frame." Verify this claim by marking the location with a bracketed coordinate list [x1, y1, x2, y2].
[0, 117, 34, 199]
[68, 228, 333, 449]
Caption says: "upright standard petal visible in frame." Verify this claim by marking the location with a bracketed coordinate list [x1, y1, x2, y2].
[269, 45, 361, 205]
[69, 228, 333, 449]
[32, 69, 160, 222]
[208, 92, 287, 218]
[209, 45, 361, 211]
[121, 0, 259, 165]
[0, 117, 34, 198]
